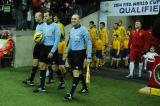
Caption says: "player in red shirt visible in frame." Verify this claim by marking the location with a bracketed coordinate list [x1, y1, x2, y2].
[126, 20, 146, 78]
[144, 28, 159, 51]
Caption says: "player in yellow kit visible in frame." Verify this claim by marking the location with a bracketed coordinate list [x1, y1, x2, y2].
[112, 23, 123, 63]
[54, 15, 65, 37]
[95, 36, 103, 70]
[112, 23, 121, 42]
[89, 21, 97, 44]
[99, 22, 109, 65]
[58, 36, 67, 74]
[122, 34, 129, 67]
[99, 22, 109, 50]
[88, 21, 97, 67]
[118, 20, 126, 42]
[110, 34, 120, 68]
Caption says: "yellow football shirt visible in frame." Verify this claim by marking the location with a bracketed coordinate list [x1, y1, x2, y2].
[58, 40, 66, 54]
[123, 40, 129, 49]
[118, 25, 126, 42]
[95, 39, 103, 51]
[89, 27, 97, 45]
[57, 22, 65, 36]
[112, 29, 121, 42]
[99, 28, 109, 46]
[112, 39, 120, 54]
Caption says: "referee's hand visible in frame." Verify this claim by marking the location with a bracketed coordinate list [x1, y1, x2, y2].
[48, 52, 53, 58]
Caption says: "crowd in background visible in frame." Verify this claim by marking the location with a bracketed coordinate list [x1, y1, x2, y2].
[0, 0, 99, 30]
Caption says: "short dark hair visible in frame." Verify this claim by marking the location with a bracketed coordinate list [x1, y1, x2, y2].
[54, 14, 62, 21]
[53, 14, 60, 18]
[90, 21, 94, 25]
[135, 20, 141, 23]
[44, 10, 53, 16]
[128, 25, 132, 30]
[100, 22, 105, 26]
[114, 34, 118, 38]
[114, 23, 119, 26]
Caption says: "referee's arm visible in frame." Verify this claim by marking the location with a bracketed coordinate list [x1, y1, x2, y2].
[51, 25, 61, 53]
[84, 28, 92, 60]
[66, 38, 71, 55]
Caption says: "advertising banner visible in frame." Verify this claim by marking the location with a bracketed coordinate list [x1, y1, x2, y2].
[100, 0, 160, 16]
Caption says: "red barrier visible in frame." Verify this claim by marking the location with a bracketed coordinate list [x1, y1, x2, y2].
[148, 56, 160, 88]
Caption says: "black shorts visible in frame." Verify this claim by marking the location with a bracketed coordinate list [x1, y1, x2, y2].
[39, 45, 58, 64]
[122, 49, 129, 59]
[112, 49, 119, 59]
[58, 54, 65, 65]
[68, 49, 86, 70]
[33, 43, 43, 59]
[96, 50, 102, 59]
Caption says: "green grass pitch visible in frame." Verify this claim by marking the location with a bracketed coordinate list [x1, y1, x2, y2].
[0, 67, 160, 106]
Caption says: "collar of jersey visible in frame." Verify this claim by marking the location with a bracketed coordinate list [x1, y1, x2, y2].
[46, 21, 53, 25]
[38, 22, 43, 25]
[74, 24, 81, 29]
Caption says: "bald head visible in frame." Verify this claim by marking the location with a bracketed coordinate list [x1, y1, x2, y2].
[71, 14, 80, 27]
[35, 12, 43, 23]
[72, 14, 80, 19]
